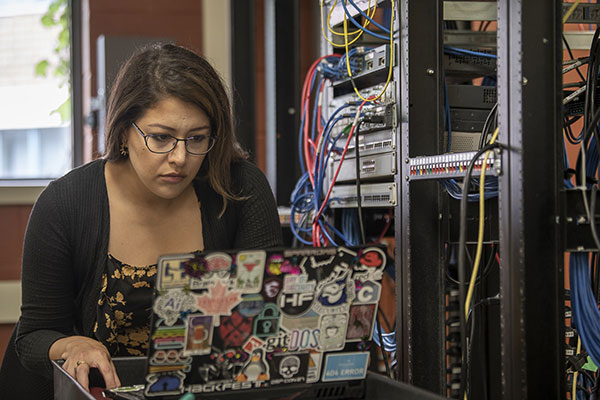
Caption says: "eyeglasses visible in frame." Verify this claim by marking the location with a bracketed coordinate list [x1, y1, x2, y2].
[131, 122, 216, 155]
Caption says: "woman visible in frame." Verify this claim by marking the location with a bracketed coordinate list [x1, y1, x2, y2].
[1, 44, 282, 399]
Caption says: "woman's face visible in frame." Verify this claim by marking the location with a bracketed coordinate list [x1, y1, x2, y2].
[125, 96, 211, 200]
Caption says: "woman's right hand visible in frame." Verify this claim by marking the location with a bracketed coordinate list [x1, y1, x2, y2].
[49, 336, 121, 392]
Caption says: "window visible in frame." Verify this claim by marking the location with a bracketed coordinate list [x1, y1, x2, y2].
[0, 0, 71, 180]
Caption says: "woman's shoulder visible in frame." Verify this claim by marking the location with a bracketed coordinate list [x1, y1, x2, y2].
[41, 159, 106, 201]
[231, 159, 267, 181]
[230, 159, 271, 193]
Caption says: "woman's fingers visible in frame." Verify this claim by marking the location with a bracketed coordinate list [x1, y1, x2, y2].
[94, 357, 121, 389]
[74, 361, 90, 392]
[55, 336, 122, 392]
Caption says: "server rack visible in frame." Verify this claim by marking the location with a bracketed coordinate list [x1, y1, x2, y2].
[314, 0, 565, 398]
[395, 1, 564, 398]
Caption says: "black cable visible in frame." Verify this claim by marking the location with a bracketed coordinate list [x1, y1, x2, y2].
[590, 185, 600, 251]
[354, 120, 367, 245]
[457, 141, 502, 400]
[564, 33, 587, 82]
[376, 308, 391, 378]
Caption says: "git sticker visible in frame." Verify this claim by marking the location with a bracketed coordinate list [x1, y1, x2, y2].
[322, 352, 369, 382]
[153, 290, 198, 326]
[235, 251, 266, 294]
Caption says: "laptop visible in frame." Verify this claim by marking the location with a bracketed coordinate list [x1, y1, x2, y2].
[104, 245, 387, 399]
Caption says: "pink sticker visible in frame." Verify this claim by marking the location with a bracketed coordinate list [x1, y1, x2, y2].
[194, 281, 242, 317]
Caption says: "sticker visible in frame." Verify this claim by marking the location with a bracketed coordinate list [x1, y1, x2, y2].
[300, 247, 357, 283]
[354, 280, 382, 304]
[280, 314, 319, 331]
[187, 380, 265, 393]
[253, 303, 280, 338]
[235, 348, 270, 382]
[266, 254, 285, 276]
[150, 349, 190, 365]
[266, 254, 301, 276]
[288, 328, 320, 351]
[313, 272, 355, 315]
[243, 336, 265, 353]
[184, 314, 213, 355]
[263, 331, 290, 352]
[278, 292, 314, 317]
[234, 250, 266, 293]
[183, 255, 209, 279]
[283, 274, 316, 293]
[269, 352, 309, 385]
[144, 371, 185, 397]
[358, 247, 386, 269]
[206, 252, 233, 278]
[261, 277, 283, 300]
[194, 281, 242, 317]
[238, 294, 265, 317]
[154, 289, 198, 326]
[190, 252, 233, 289]
[152, 325, 185, 349]
[157, 256, 192, 290]
[346, 304, 376, 341]
[318, 314, 348, 351]
[322, 352, 369, 382]
[307, 351, 323, 383]
[148, 349, 192, 373]
[197, 348, 247, 383]
[353, 247, 386, 281]
[219, 311, 253, 347]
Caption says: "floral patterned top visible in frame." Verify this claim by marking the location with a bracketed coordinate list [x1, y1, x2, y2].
[94, 254, 157, 357]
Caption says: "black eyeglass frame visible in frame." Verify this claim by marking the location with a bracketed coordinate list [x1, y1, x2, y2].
[131, 121, 216, 155]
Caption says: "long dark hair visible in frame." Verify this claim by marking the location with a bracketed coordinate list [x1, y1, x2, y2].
[104, 43, 247, 213]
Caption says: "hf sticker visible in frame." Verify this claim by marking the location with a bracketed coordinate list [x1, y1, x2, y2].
[157, 255, 192, 290]
[235, 250, 266, 293]
[194, 281, 242, 318]
[322, 352, 369, 382]
[153, 289, 198, 326]
[269, 352, 309, 385]
[235, 348, 270, 382]
[318, 314, 348, 351]
[184, 314, 213, 355]
[346, 304, 377, 341]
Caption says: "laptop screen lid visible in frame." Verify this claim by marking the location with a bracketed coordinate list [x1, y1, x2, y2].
[144, 245, 387, 398]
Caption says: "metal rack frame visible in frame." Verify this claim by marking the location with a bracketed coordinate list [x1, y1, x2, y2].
[395, 0, 564, 398]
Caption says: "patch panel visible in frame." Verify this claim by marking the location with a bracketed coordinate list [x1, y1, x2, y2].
[329, 182, 397, 208]
[408, 151, 500, 181]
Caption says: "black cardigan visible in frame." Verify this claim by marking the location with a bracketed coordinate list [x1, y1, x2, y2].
[3, 159, 282, 399]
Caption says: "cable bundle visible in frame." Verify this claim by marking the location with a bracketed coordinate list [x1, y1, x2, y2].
[570, 253, 600, 370]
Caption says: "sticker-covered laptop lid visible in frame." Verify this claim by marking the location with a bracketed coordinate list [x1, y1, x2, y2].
[144, 246, 387, 397]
